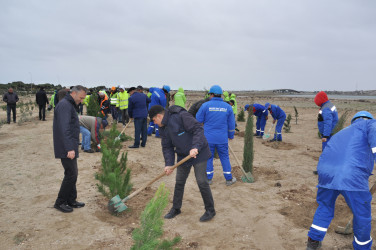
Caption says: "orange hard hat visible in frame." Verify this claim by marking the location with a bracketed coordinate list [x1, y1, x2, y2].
[111, 86, 116, 91]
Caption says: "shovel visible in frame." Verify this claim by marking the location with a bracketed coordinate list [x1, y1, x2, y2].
[335, 181, 376, 235]
[115, 120, 132, 141]
[108, 155, 192, 213]
[228, 144, 254, 183]
[263, 123, 275, 140]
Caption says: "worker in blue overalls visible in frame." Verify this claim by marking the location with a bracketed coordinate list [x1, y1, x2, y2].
[306, 111, 376, 250]
[245, 103, 268, 138]
[265, 102, 286, 142]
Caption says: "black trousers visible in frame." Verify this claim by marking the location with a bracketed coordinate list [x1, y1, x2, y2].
[6, 104, 16, 123]
[172, 159, 215, 212]
[55, 158, 78, 205]
[38, 104, 46, 120]
[133, 118, 148, 147]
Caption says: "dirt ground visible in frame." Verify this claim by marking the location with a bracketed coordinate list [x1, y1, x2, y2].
[1, 92, 376, 250]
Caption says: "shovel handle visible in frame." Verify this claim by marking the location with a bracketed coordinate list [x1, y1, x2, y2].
[122, 155, 192, 202]
[118, 120, 132, 137]
[228, 144, 252, 179]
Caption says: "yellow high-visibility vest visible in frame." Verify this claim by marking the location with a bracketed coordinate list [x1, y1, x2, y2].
[118, 91, 129, 110]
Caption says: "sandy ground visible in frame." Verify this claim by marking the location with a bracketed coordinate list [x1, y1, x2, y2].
[1, 93, 376, 250]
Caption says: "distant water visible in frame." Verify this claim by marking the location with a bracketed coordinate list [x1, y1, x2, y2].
[278, 94, 376, 100]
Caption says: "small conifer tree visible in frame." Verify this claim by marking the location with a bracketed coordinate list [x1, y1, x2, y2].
[332, 110, 349, 135]
[96, 123, 132, 199]
[131, 183, 181, 250]
[283, 114, 292, 133]
[87, 92, 101, 117]
[242, 110, 254, 173]
[237, 109, 245, 122]
[294, 106, 299, 125]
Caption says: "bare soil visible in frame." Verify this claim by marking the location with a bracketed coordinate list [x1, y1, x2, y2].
[1, 93, 376, 249]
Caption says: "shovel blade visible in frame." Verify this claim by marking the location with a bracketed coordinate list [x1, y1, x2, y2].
[241, 173, 254, 183]
[263, 134, 271, 140]
[108, 195, 128, 214]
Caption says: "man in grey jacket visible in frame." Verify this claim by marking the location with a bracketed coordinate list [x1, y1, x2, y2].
[53, 85, 87, 213]
[78, 115, 108, 153]
[2, 88, 19, 124]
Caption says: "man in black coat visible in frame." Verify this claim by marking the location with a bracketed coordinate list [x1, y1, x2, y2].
[149, 105, 216, 222]
[2, 88, 19, 124]
[53, 85, 87, 213]
[35, 87, 49, 121]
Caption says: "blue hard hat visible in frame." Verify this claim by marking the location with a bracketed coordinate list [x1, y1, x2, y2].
[163, 85, 170, 93]
[209, 85, 222, 95]
[244, 104, 250, 111]
[351, 111, 374, 123]
[265, 102, 270, 109]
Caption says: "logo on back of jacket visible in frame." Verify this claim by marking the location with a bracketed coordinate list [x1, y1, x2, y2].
[209, 107, 227, 112]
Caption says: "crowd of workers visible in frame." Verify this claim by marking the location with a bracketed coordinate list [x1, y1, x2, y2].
[2, 84, 375, 249]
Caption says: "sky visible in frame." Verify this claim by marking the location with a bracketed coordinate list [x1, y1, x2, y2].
[0, 0, 375, 91]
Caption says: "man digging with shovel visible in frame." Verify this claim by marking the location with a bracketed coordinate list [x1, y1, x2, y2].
[148, 104, 216, 222]
[306, 111, 376, 250]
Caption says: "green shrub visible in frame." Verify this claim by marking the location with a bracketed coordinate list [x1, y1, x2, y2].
[242, 111, 254, 173]
[237, 109, 245, 122]
[87, 92, 101, 117]
[131, 183, 181, 250]
[294, 106, 298, 125]
[332, 110, 350, 135]
[283, 114, 292, 133]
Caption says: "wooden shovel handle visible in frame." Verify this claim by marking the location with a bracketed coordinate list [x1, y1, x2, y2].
[118, 120, 132, 136]
[228, 144, 248, 177]
[123, 155, 192, 202]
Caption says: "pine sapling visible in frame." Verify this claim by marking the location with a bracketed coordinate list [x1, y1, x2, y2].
[131, 183, 181, 250]
[242, 110, 254, 174]
[332, 110, 349, 135]
[294, 106, 298, 125]
[87, 92, 101, 117]
[283, 114, 292, 133]
[237, 109, 245, 122]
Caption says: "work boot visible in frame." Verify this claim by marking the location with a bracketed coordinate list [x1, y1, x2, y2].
[253, 133, 258, 136]
[226, 177, 237, 186]
[269, 138, 277, 142]
[164, 208, 181, 219]
[256, 135, 263, 139]
[54, 202, 73, 213]
[84, 149, 95, 153]
[306, 237, 322, 250]
[208, 179, 212, 185]
[199, 210, 216, 222]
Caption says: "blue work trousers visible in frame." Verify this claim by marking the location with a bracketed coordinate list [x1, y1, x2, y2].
[273, 114, 286, 141]
[308, 188, 372, 250]
[207, 143, 232, 181]
[147, 121, 160, 137]
[256, 116, 267, 136]
[134, 118, 148, 147]
[80, 126, 91, 150]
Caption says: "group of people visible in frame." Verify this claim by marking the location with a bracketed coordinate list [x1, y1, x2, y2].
[4, 83, 373, 249]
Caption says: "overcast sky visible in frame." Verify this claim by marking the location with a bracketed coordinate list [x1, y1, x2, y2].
[0, 0, 375, 91]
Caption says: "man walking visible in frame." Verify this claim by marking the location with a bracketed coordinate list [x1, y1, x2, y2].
[306, 111, 376, 250]
[36, 87, 49, 121]
[196, 85, 237, 186]
[128, 85, 150, 148]
[53, 85, 87, 213]
[149, 105, 216, 222]
[2, 88, 19, 124]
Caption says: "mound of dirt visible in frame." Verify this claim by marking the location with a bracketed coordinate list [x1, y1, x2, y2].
[262, 141, 296, 150]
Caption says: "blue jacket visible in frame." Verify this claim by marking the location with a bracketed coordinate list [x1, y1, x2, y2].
[148, 88, 166, 109]
[253, 103, 268, 117]
[266, 103, 285, 120]
[318, 119, 376, 191]
[128, 92, 150, 119]
[196, 97, 235, 144]
[318, 100, 338, 138]
[53, 94, 80, 159]
[160, 105, 211, 167]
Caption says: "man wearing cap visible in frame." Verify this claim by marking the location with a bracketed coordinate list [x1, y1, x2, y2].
[78, 115, 107, 153]
[118, 85, 129, 127]
[147, 86, 168, 137]
[265, 103, 286, 142]
[306, 111, 376, 250]
[196, 85, 237, 186]
[128, 86, 150, 148]
[148, 104, 216, 222]
[314, 91, 339, 151]
[245, 103, 269, 138]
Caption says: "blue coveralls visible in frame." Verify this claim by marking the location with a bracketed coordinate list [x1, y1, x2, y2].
[265, 103, 286, 141]
[253, 103, 268, 136]
[147, 88, 167, 137]
[317, 100, 338, 150]
[196, 97, 235, 181]
[308, 119, 376, 250]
